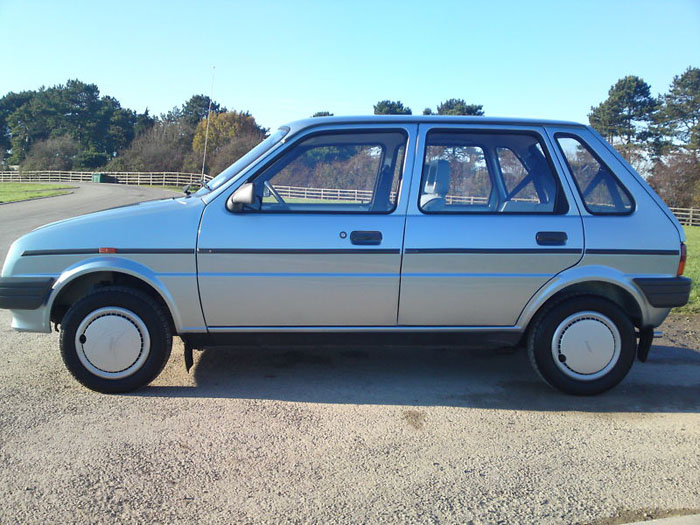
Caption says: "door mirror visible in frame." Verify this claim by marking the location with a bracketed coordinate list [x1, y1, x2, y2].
[226, 183, 256, 212]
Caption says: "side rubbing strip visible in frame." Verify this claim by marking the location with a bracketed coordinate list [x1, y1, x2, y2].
[116, 249, 195, 254]
[22, 248, 195, 256]
[404, 248, 583, 255]
[586, 249, 679, 256]
[22, 249, 98, 256]
[198, 248, 401, 255]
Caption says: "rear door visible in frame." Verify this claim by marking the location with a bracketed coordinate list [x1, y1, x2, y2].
[197, 124, 416, 328]
[398, 124, 584, 326]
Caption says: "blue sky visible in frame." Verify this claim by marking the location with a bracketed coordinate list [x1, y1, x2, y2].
[1, 0, 699, 130]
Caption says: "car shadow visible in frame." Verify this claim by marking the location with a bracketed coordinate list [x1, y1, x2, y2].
[135, 341, 700, 413]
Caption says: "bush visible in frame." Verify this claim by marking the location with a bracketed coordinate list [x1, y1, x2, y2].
[74, 150, 110, 169]
[21, 135, 79, 171]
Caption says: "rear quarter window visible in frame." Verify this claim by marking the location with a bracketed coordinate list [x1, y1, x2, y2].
[556, 134, 634, 215]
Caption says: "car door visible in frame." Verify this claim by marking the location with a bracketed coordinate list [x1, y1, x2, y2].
[398, 124, 584, 326]
[197, 124, 416, 328]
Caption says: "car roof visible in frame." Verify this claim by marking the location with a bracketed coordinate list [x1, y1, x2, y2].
[281, 115, 588, 135]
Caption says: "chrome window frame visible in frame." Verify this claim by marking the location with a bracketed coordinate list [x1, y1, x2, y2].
[415, 127, 570, 216]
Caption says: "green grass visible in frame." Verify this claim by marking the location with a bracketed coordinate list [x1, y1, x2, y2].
[677, 225, 700, 314]
[0, 183, 74, 203]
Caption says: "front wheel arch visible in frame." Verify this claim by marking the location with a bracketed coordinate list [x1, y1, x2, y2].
[50, 271, 175, 334]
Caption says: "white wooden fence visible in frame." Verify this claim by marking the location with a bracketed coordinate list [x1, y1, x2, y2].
[272, 185, 490, 205]
[1, 170, 699, 226]
[0, 170, 211, 186]
[671, 207, 700, 227]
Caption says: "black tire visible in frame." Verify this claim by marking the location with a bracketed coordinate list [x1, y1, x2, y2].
[60, 286, 172, 393]
[527, 296, 636, 395]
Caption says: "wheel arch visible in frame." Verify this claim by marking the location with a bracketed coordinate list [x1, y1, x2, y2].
[518, 266, 649, 331]
[49, 257, 179, 332]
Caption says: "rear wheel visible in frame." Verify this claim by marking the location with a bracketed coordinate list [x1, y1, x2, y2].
[60, 286, 172, 393]
[527, 296, 636, 395]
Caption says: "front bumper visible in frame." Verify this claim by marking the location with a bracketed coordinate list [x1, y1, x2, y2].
[633, 277, 692, 308]
[0, 277, 54, 310]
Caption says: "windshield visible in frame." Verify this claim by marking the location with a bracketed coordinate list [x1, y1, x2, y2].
[199, 126, 290, 193]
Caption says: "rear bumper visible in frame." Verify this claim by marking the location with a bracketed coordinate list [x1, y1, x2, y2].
[633, 277, 692, 308]
[0, 277, 54, 310]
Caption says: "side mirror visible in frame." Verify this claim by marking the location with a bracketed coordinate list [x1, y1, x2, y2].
[226, 183, 256, 212]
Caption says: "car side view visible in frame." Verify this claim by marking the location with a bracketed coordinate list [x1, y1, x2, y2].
[0, 116, 691, 395]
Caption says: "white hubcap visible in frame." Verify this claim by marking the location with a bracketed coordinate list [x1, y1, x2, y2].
[75, 307, 151, 380]
[551, 311, 621, 381]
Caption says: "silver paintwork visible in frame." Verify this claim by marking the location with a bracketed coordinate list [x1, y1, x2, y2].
[2, 196, 206, 333]
[399, 123, 584, 326]
[75, 307, 151, 379]
[0, 116, 684, 337]
[197, 122, 417, 327]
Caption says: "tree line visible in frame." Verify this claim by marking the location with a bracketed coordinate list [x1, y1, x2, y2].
[0, 80, 267, 175]
[0, 80, 486, 177]
[587, 66, 699, 207]
[313, 98, 485, 117]
[1, 72, 697, 208]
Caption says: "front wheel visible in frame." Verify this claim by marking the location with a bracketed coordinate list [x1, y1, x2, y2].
[60, 286, 172, 393]
[527, 296, 636, 395]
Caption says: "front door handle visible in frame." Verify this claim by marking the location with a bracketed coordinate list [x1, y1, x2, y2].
[350, 230, 383, 245]
[536, 231, 568, 246]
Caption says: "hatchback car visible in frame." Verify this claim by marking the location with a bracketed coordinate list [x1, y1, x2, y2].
[0, 116, 691, 395]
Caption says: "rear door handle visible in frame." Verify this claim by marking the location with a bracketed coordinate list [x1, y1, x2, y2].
[536, 231, 568, 246]
[350, 230, 383, 245]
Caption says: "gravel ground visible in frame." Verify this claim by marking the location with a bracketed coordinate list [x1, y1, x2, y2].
[0, 185, 698, 524]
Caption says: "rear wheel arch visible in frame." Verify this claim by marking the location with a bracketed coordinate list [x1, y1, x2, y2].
[524, 280, 644, 333]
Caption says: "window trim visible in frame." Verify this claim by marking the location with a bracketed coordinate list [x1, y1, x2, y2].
[229, 128, 409, 215]
[417, 128, 569, 215]
[554, 132, 636, 216]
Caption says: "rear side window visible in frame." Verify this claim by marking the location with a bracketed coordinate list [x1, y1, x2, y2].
[419, 131, 563, 213]
[556, 135, 634, 215]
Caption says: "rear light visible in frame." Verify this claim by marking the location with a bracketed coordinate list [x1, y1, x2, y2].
[677, 243, 686, 276]
[98, 247, 117, 254]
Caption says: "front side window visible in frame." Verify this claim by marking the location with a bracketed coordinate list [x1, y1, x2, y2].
[556, 134, 634, 214]
[419, 131, 562, 213]
[248, 130, 407, 213]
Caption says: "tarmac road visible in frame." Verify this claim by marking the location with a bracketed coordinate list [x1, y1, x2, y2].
[0, 184, 698, 524]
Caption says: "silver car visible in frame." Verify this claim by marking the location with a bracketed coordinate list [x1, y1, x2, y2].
[0, 116, 691, 395]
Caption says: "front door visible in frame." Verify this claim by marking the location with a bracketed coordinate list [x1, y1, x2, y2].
[399, 124, 584, 326]
[197, 125, 415, 328]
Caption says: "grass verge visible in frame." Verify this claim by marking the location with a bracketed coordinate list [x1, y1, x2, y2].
[0, 183, 74, 204]
[676, 225, 699, 314]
